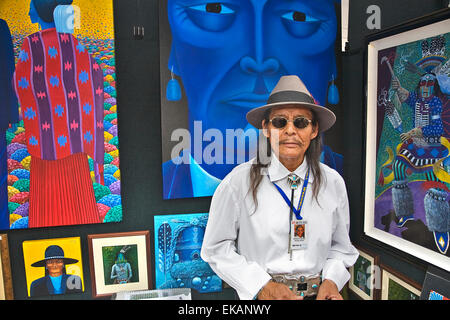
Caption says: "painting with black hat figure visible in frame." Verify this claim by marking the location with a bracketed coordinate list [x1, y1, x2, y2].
[0, 0, 121, 231]
[22, 237, 84, 297]
[154, 213, 222, 293]
[364, 14, 450, 272]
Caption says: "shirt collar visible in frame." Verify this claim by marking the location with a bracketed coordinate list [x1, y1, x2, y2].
[267, 153, 314, 183]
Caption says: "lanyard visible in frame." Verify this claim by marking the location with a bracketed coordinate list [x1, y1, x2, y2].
[271, 168, 310, 220]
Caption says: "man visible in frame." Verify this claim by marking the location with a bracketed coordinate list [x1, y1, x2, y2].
[390, 67, 449, 254]
[201, 75, 358, 300]
[111, 252, 133, 284]
[30, 245, 82, 297]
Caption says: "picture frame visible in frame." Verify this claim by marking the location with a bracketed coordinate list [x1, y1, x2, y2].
[420, 265, 450, 300]
[380, 264, 422, 300]
[1, 0, 122, 231]
[22, 237, 84, 298]
[0, 234, 13, 300]
[363, 8, 450, 271]
[348, 246, 380, 300]
[153, 213, 222, 294]
[87, 231, 152, 298]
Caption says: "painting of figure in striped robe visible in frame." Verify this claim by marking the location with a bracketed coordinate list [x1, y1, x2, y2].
[0, 0, 121, 229]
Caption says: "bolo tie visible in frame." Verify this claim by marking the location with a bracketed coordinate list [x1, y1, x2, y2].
[287, 173, 300, 260]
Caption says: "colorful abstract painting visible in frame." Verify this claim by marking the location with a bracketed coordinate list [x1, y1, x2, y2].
[154, 213, 222, 293]
[0, 0, 121, 230]
[373, 31, 450, 256]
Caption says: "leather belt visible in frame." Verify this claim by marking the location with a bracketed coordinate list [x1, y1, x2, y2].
[270, 273, 321, 297]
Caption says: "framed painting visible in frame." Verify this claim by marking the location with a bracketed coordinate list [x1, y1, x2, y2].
[348, 246, 380, 300]
[0, 0, 121, 230]
[380, 265, 421, 300]
[87, 231, 152, 298]
[0, 234, 13, 300]
[22, 237, 84, 298]
[364, 8, 450, 271]
[159, 0, 346, 200]
[420, 265, 450, 300]
[154, 213, 222, 293]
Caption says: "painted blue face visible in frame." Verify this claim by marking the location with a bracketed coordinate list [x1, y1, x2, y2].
[168, 0, 337, 178]
[28, 0, 57, 29]
[419, 73, 436, 98]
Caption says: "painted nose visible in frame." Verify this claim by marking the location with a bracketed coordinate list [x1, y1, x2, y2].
[240, 56, 280, 75]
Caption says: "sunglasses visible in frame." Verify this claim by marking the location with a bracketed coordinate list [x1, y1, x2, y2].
[269, 116, 313, 129]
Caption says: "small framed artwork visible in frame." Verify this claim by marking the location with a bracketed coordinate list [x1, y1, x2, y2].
[88, 231, 152, 298]
[154, 213, 222, 293]
[22, 237, 84, 298]
[0, 234, 13, 300]
[348, 246, 380, 300]
[420, 265, 450, 300]
[380, 265, 422, 300]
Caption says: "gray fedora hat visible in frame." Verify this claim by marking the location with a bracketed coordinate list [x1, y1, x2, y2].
[246, 75, 336, 133]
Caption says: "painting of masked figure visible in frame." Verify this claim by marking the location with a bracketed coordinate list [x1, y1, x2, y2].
[102, 244, 139, 286]
[88, 231, 152, 298]
[365, 14, 450, 271]
[154, 213, 222, 293]
[159, 0, 344, 199]
[0, 0, 121, 230]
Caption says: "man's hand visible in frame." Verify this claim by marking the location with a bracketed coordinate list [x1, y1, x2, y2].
[400, 127, 422, 142]
[316, 279, 343, 300]
[257, 281, 304, 300]
[391, 78, 410, 103]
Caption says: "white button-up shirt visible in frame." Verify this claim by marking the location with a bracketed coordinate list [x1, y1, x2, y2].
[201, 154, 359, 300]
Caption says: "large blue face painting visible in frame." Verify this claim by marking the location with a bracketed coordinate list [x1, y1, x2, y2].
[160, 0, 343, 199]
[154, 213, 222, 293]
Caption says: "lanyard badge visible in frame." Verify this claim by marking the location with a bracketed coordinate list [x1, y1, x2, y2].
[271, 169, 310, 256]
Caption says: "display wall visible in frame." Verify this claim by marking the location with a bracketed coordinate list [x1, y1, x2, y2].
[342, 0, 449, 299]
[1, 0, 449, 300]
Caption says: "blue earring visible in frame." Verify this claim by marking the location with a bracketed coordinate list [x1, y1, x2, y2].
[166, 66, 181, 101]
[327, 74, 339, 105]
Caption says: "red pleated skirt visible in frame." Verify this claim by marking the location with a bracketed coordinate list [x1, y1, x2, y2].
[28, 153, 100, 228]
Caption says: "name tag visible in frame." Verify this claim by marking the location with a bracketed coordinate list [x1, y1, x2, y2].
[290, 220, 307, 250]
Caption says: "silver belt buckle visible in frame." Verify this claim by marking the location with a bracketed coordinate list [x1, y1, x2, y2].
[271, 273, 321, 297]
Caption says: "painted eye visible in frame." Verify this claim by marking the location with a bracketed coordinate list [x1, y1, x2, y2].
[281, 11, 321, 38]
[186, 3, 236, 32]
[190, 3, 234, 14]
[282, 11, 319, 22]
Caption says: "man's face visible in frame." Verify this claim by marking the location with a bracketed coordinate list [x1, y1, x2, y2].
[167, 0, 336, 176]
[263, 105, 318, 164]
[46, 258, 64, 277]
[419, 74, 435, 98]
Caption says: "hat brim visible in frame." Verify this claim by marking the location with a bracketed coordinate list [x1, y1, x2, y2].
[31, 257, 79, 267]
[246, 101, 336, 133]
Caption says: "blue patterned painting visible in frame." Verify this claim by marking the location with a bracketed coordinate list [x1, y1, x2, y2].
[154, 213, 222, 293]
